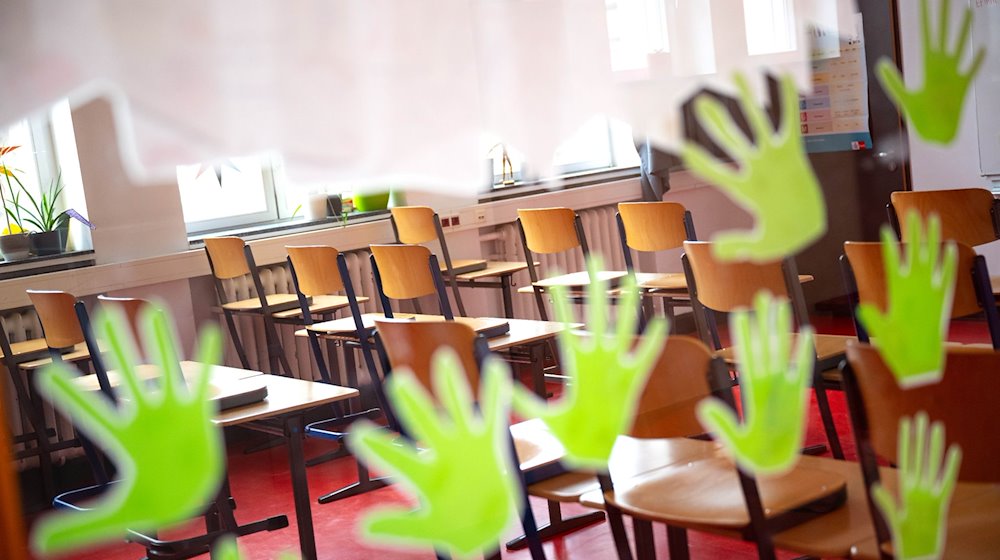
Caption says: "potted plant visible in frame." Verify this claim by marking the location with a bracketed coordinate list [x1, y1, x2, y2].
[20, 172, 71, 256]
[0, 145, 31, 261]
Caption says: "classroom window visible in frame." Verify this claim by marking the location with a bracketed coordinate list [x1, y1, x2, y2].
[0, 102, 91, 250]
[744, 0, 798, 55]
[176, 154, 282, 233]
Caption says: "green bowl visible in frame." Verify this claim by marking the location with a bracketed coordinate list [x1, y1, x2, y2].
[354, 191, 390, 212]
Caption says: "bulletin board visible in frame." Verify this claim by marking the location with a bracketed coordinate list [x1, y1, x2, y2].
[801, 14, 874, 153]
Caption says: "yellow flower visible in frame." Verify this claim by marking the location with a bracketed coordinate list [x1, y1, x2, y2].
[3, 224, 24, 235]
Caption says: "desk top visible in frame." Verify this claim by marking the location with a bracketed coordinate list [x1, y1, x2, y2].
[74, 361, 264, 393]
[455, 261, 531, 281]
[213, 374, 358, 427]
[304, 314, 577, 350]
[531, 270, 628, 289]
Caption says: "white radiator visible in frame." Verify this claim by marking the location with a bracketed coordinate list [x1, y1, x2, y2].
[218, 249, 381, 391]
[488, 204, 627, 320]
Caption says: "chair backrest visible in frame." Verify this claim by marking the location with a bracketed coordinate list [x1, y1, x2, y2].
[370, 244, 440, 301]
[517, 207, 582, 255]
[26, 290, 84, 350]
[390, 206, 439, 245]
[844, 342, 1000, 483]
[374, 318, 483, 393]
[682, 241, 792, 312]
[285, 245, 345, 297]
[617, 202, 692, 253]
[630, 335, 727, 439]
[843, 241, 984, 318]
[97, 295, 150, 348]
[890, 188, 999, 247]
[203, 236, 251, 280]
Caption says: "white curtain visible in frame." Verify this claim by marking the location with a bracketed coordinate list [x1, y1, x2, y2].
[0, 0, 854, 194]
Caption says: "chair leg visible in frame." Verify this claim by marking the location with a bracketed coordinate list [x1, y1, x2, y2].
[812, 374, 844, 460]
[317, 463, 391, 504]
[222, 311, 251, 369]
[261, 314, 292, 377]
[666, 525, 690, 560]
[27, 375, 56, 500]
[633, 519, 655, 560]
[532, 287, 549, 321]
[599, 475, 634, 560]
[505, 500, 605, 549]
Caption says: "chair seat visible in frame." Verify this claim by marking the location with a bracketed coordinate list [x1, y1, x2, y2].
[1, 337, 50, 361]
[529, 436, 725, 503]
[221, 293, 300, 313]
[715, 334, 852, 364]
[455, 261, 532, 281]
[593, 456, 846, 529]
[19, 343, 91, 371]
[270, 295, 370, 320]
[440, 258, 488, 275]
[637, 272, 687, 291]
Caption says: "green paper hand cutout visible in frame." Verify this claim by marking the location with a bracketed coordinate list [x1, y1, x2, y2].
[512, 257, 667, 470]
[212, 535, 297, 560]
[876, 0, 985, 145]
[697, 291, 813, 475]
[31, 306, 225, 555]
[857, 211, 956, 389]
[871, 412, 962, 560]
[347, 349, 520, 557]
[681, 72, 826, 263]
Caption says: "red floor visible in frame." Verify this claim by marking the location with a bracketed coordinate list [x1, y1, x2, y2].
[38, 317, 994, 559]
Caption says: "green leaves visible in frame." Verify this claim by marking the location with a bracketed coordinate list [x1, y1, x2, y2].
[512, 257, 667, 470]
[31, 306, 225, 554]
[697, 292, 812, 475]
[17, 171, 70, 232]
[877, 0, 985, 145]
[681, 72, 826, 263]
[857, 211, 956, 388]
[871, 413, 962, 560]
[347, 350, 521, 557]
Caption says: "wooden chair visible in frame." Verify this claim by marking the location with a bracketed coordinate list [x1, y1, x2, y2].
[680, 241, 847, 459]
[516, 207, 613, 321]
[842, 342, 1000, 558]
[582, 335, 847, 560]
[54, 299, 286, 559]
[285, 245, 390, 504]
[372, 318, 546, 560]
[369, 243, 454, 319]
[887, 188, 1000, 247]
[841, 241, 1000, 348]
[0, 316, 56, 500]
[203, 236, 294, 376]
[616, 202, 697, 325]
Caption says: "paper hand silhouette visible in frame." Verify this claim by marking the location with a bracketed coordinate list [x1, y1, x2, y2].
[512, 257, 667, 470]
[31, 306, 224, 554]
[877, 0, 985, 145]
[697, 291, 813, 475]
[682, 72, 826, 263]
[857, 211, 957, 388]
[871, 412, 962, 560]
[347, 349, 520, 557]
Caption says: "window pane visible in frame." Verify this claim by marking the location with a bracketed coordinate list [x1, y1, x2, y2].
[0, 121, 41, 200]
[606, 0, 670, 73]
[177, 156, 272, 226]
[744, 0, 797, 56]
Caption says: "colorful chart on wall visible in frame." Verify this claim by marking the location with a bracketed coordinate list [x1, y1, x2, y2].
[802, 13, 874, 153]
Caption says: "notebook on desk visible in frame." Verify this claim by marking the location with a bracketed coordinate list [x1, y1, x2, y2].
[454, 316, 510, 338]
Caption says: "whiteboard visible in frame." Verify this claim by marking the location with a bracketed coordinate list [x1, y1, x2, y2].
[973, 0, 1000, 177]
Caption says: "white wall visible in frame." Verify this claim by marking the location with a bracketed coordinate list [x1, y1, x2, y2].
[898, 1, 1000, 266]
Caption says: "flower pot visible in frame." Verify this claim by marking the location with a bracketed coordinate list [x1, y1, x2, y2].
[29, 228, 69, 256]
[354, 191, 390, 212]
[0, 233, 31, 261]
